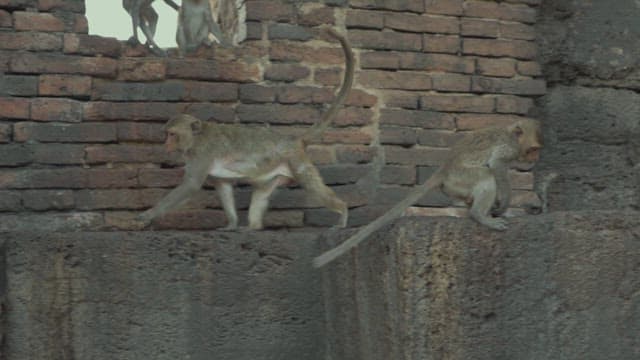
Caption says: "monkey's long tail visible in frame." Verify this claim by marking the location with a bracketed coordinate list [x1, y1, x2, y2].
[163, 0, 180, 11]
[312, 174, 444, 268]
[302, 28, 355, 143]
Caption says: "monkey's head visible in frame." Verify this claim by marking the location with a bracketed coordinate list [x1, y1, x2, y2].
[163, 114, 203, 153]
[511, 119, 542, 163]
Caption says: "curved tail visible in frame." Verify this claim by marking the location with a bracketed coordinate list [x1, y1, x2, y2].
[312, 173, 444, 268]
[302, 29, 355, 143]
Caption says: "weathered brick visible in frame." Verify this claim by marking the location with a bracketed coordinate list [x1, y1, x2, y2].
[423, 34, 460, 53]
[138, 168, 184, 188]
[268, 23, 314, 41]
[0, 123, 11, 142]
[431, 73, 471, 92]
[345, 90, 377, 108]
[385, 13, 459, 34]
[383, 90, 420, 109]
[322, 127, 373, 144]
[454, 114, 526, 130]
[462, 38, 537, 59]
[245, 21, 262, 40]
[334, 107, 375, 127]
[477, 57, 517, 77]
[91, 80, 238, 102]
[117, 122, 165, 142]
[75, 189, 164, 210]
[314, 68, 341, 86]
[0, 97, 30, 119]
[317, 164, 371, 185]
[14, 122, 117, 142]
[461, 18, 499, 38]
[517, 61, 542, 76]
[351, 0, 423, 12]
[306, 145, 335, 165]
[384, 146, 450, 166]
[22, 189, 74, 210]
[38, 0, 85, 13]
[237, 104, 320, 125]
[424, 0, 463, 15]
[346, 9, 384, 29]
[417, 129, 463, 147]
[420, 94, 495, 113]
[166, 59, 260, 82]
[0, 32, 62, 51]
[246, 1, 294, 21]
[117, 58, 166, 81]
[85, 144, 169, 164]
[0, 0, 38, 8]
[84, 102, 235, 122]
[270, 42, 345, 64]
[299, 5, 335, 26]
[39, 74, 91, 97]
[335, 145, 377, 164]
[71, 13, 88, 33]
[358, 70, 432, 90]
[31, 98, 83, 122]
[265, 63, 310, 82]
[13, 11, 64, 32]
[417, 165, 440, 183]
[239, 84, 277, 103]
[31, 143, 85, 164]
[498, 3, 537, 23]
[399, 52, 476, 74]
[0, 191, 20, 211]
[472, 76, 546, 95]
[496, 95, 534, 114]
[380, 126, 418, 145]
[0, 9, 11, 27]
[349, 29, 422, 51]
[360, 51, 400, 70]
[151, 209, 228, 230]
[381, 165, 416, 184]
[63, 33, 122, 57]
[277, 86, 332, 104]
[0, 74, 38, 96]
[0, 168, 88, 189]
[10, 52, 118, 77]
[501, 22, 536, 40]
[465, 1, 536, 23]
[0, 144, 32, 166]
[87, 168, 138, 188]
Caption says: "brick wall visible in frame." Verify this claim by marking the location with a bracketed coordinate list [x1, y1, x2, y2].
[0, 0, 545, 231]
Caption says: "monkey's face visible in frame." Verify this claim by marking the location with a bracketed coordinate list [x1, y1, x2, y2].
[514, 120, 542, 163]
[165, 126, 194, 153]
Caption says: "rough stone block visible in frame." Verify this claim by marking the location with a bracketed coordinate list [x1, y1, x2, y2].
[0, 32, 62, 51]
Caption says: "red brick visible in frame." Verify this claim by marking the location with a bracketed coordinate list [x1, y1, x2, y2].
[87, 168, 138, 188]
[31, 143, 85, 164]
[417, 129, 463, 147]
[358, 70, 432, 90]
[334, 107, 375, 127]
[72, 13, 88, 33]
[117, 58, 166, 81]
[299, 6, 335, 26]
[267, 23, 313, 41]
[13, 11, 64, 32]
[464, 1, 536, 23]
[0, 74, 37, 96]
[455, 114, 526, 130]
[423, 34, 460, 53]
[313, 68, 341, 86]
[0, 97, 30, 119]
[385, 13, 459, 34]
[335, 145, 377, 164]
[85, 144, 170, 164]
[351, 0, 423, 12]
[517, 61, 542, 76]
[239, 84, 278, 103]
[117, 122, 165, 142]
[381, 165, 416, 185]
[75, 189, 164, 210]
[349, 29, 422, 51]
[380, 108, 456, 129]
[10, 52, 118, 77]
[38, 0, 85, 12]
[238, 104, 321, 125]
[501, 22, 536, 40]
[380, 126, 418, 145]
[91, 80, 238, 102]
[265, 63, 310, 82]
[63, 34, 122, 57]
[166, 59, 260, 82]
[461, 18, 499, 38]
[306, 145, 335, 165]
[322, 128, 373, 144]
[399, 52, 475, 74]
[463, 38, 537, 59]
[138, 168, 184, 187]
[360, 51, 401, 70]
[0, 32, 62, 51]
[345, 90, 377, 108]
[22, 190, 74, 210]
[420, 94, 495, 113]
[0, 144, 32, 166]
[0, 9, 11, 27]
[431, 73, 472, 92]
[346, 9, 384, 29]
[270, 41, 347, 65]
[496, 95, 534, 114]
[246, 1, 294, 21]
[276, 86, 332, 104]
[0, 168, 87, 189]
[31, 98, 83, 122]
[472, 76, 546, 95]
[0, 123, 11, 142]
[384, 146, 450, 166]
[383, 90, 420, 109]
[477, 57, 517, 77]
[84, 102, 234, 122]
[14, 122, 116, 142]
[151, 209, 228, 230]
[39, 74, 91, 97]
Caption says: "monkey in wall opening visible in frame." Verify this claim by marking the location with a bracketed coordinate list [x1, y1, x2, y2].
[122, 0, 179, 56]
[176, 0, 231, 56]
[135, 29, 354, 230]
[313, 119, 543, 268]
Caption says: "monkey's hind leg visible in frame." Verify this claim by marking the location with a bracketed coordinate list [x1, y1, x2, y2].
[247, 177, 284, 230]
[216, 181, 239, 231]
[468, 171, 508, 231]
[291, 159, 348, 228]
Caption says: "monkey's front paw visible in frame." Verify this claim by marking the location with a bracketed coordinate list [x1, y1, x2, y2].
[126, 36, 141, 46]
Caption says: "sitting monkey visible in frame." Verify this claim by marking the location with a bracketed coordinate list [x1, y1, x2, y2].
[122, 0, 179, 56]
[313, 118, 543, 267]
[136, 29, 354, 230]
[176, 0, 231, 56]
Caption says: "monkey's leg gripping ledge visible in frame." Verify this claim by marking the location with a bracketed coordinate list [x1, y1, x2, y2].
[1, 211, 639, 359]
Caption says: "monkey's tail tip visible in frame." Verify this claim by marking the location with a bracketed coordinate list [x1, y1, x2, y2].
[312, 253, 333, 268]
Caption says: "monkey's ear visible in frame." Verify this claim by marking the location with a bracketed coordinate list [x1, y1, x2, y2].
[191, 119, 203, 134]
